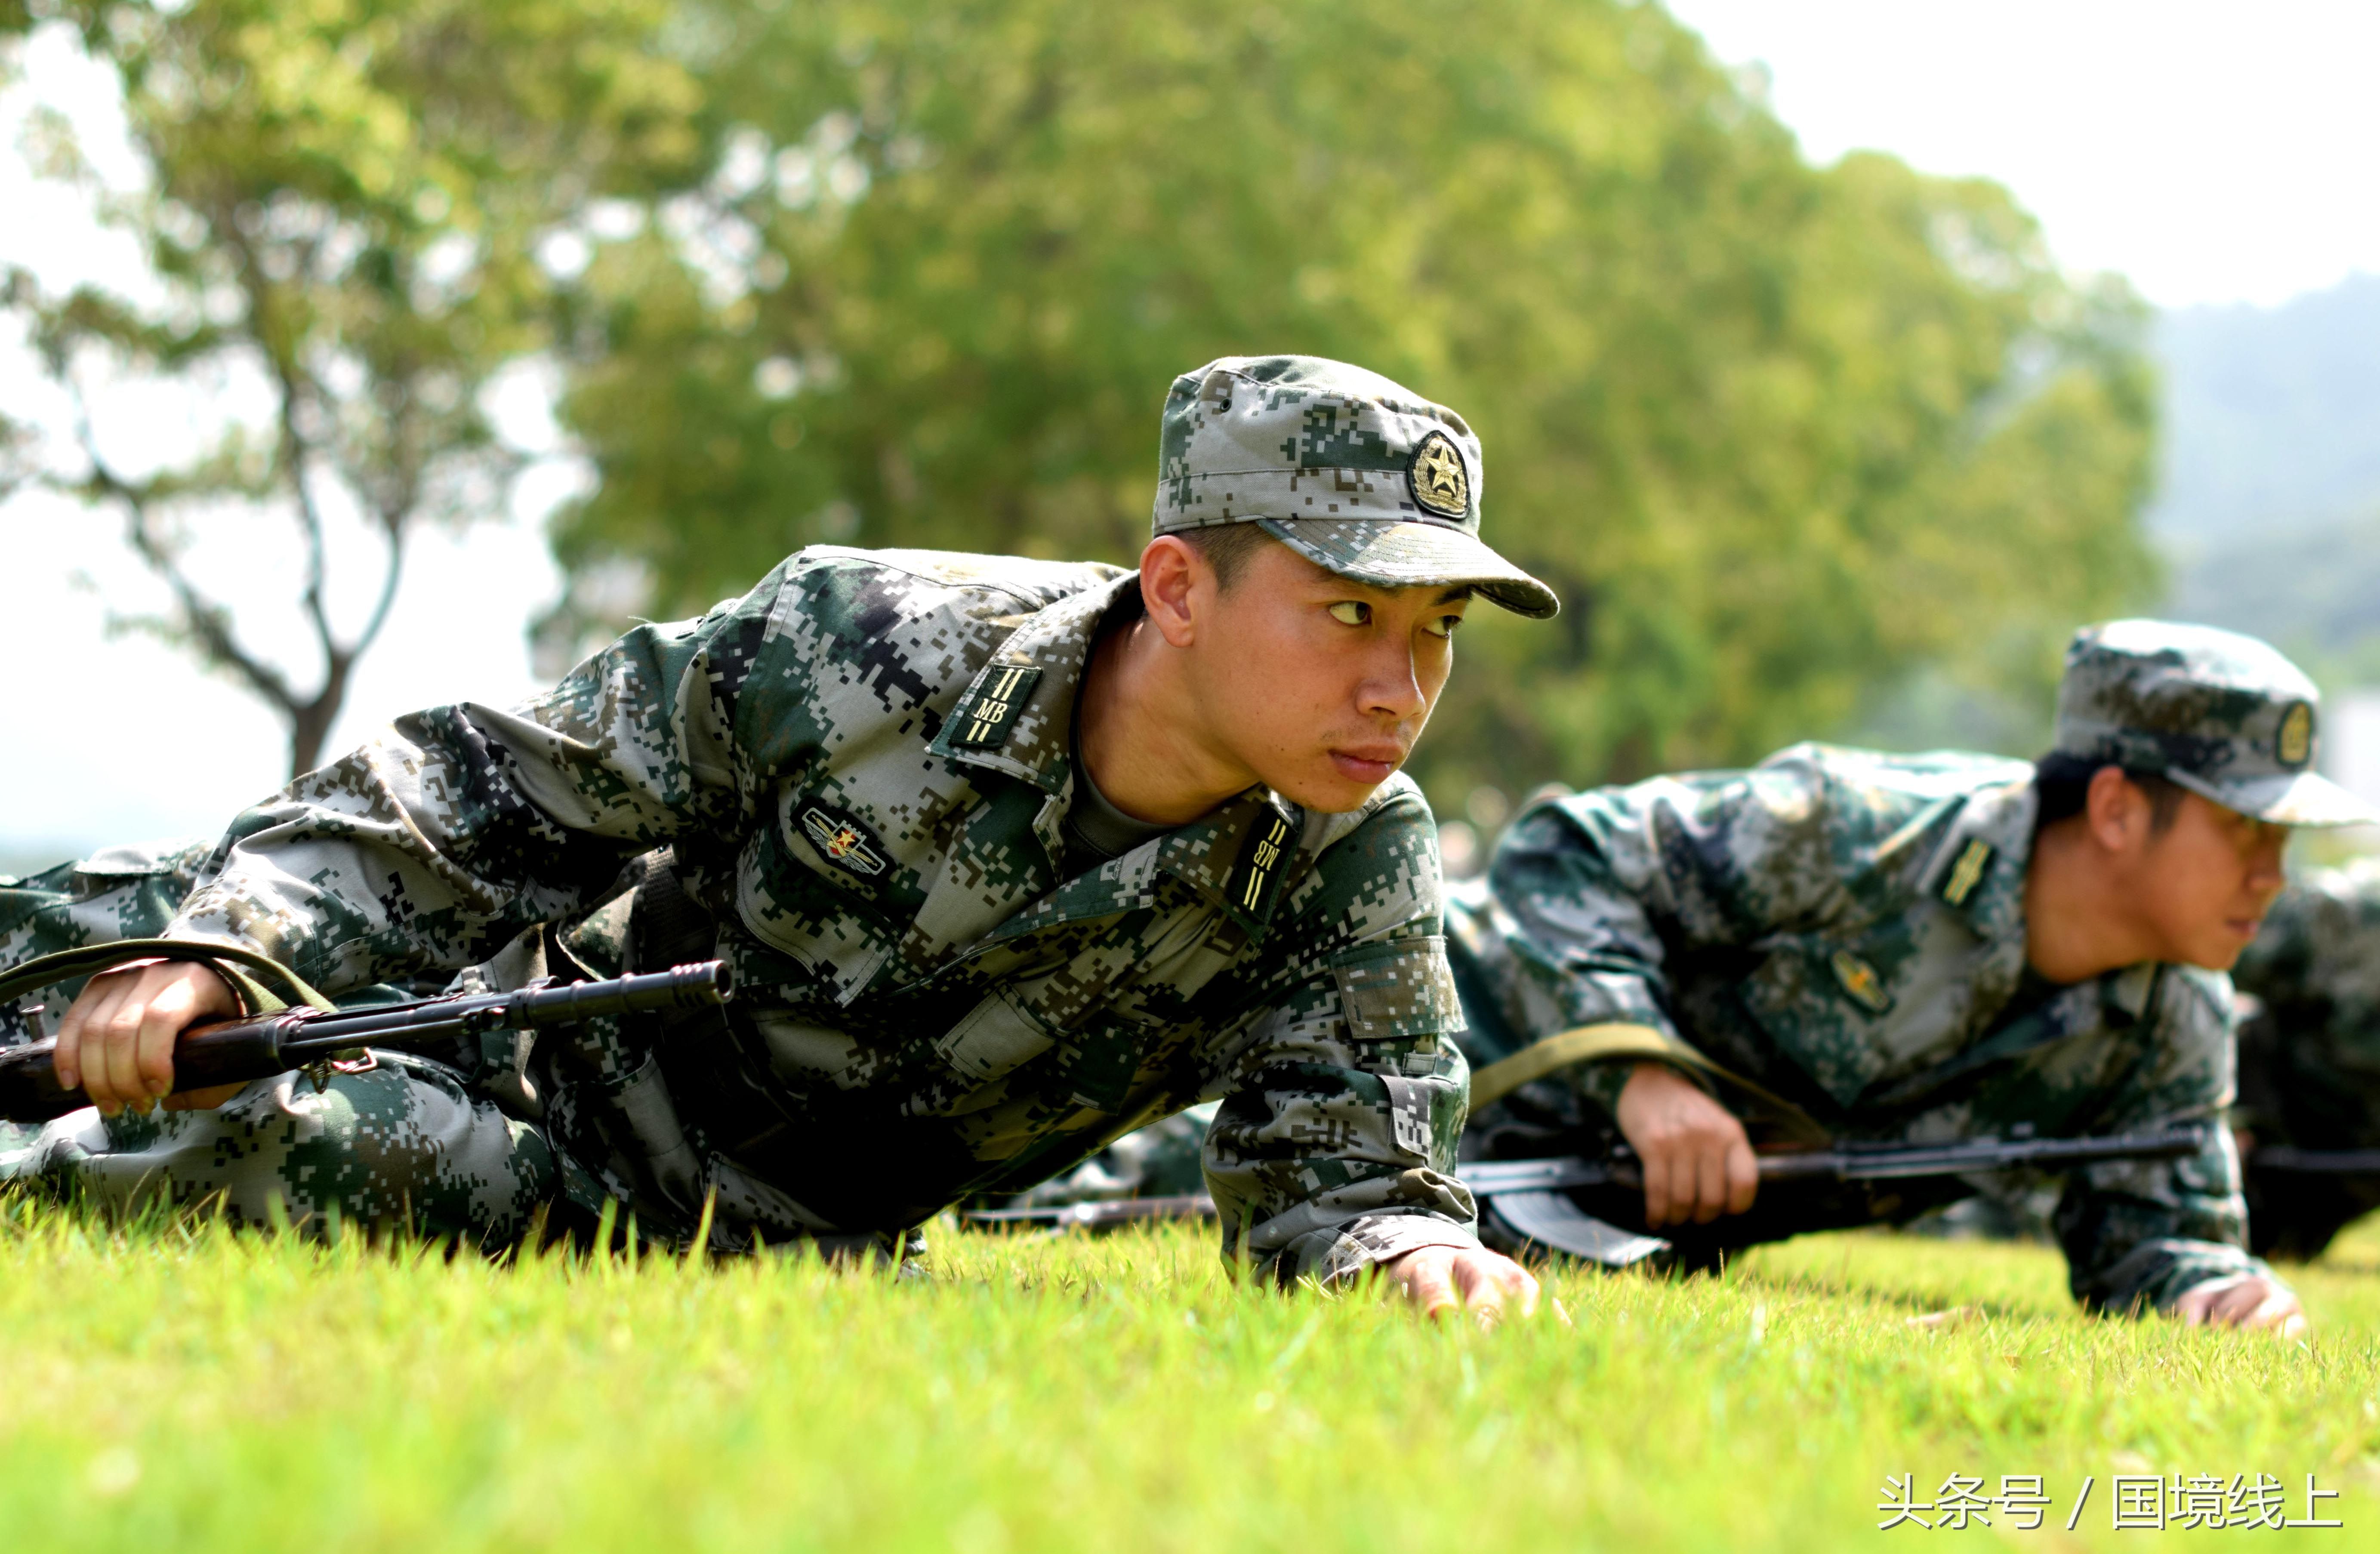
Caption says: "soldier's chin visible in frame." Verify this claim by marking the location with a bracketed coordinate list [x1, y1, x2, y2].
[2181, 935, 2250, 972]
[1267, 758, 1389, 814]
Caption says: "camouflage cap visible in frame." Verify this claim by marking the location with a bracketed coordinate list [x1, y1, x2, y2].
[2055, 619, 2379, 827]
[1152, 355, 1558, 618]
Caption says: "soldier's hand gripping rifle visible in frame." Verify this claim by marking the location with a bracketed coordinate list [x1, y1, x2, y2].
[1464, 1123, 2214, 1267]
[0, 956, 731, 1124]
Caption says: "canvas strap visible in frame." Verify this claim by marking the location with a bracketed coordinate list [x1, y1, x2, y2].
[1468, 1020, 1830, 1143]
[0, 938, 335, 1018]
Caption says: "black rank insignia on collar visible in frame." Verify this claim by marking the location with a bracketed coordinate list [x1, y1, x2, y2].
[800, 803, 889, 878]
[950, 663, 1042, 752]
[1939, 838, 1995, 908]
[1224, 809, 1295, 918]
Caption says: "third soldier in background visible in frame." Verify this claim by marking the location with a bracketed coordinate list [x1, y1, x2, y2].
[2229, 857, 2380, 1260]
[1452, 621, 2371, 1335]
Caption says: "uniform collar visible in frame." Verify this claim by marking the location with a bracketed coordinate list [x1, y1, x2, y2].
[1930, 771, 2163, 1031]
[983, 785, 1304, 946]
[926, 571, 1141, 794]
[926, 568, 1306, 941]
[1926, 773, 2036, 952]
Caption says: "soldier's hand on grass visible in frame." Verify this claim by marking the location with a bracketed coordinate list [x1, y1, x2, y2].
[1384, 1245, 1541, 1326]
[1615, 1061, 1759, 1229]
[2171, 1273, 2307, 1338]
[54, 960, 244, 1116]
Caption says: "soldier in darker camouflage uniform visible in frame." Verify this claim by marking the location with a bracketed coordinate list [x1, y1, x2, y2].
[6, 355, 1556, 1312]
[1452, 621, 2364, 1332]
[2229, 859, 2380, 1260]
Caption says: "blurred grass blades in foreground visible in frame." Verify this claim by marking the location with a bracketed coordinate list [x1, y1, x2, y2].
[1, 1194, 2376, 1551]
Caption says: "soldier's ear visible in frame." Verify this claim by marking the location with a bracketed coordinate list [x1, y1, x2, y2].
[2083, 764, 2151, 854]
[1139, 534, 1205, 649]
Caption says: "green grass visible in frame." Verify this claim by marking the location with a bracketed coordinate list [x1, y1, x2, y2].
[2, 1198, 2376, 1551]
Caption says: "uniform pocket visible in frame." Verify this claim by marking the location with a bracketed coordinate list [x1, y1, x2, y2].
[1329, 936, 1466, 1042]
[935, 985, 1060, 1082]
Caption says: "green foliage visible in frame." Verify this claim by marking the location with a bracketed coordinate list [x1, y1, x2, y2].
[547, 0, 2158, 799]
[1, 1199, 2374, 1551]
[0, 0, 700, 772]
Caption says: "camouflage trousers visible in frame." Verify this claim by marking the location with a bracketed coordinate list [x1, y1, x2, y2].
[0, 1050, 557, 1244]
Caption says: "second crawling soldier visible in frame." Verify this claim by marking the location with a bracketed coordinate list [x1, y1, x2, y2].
[2229, 858, 2380, 1260]
[2, 354, 1557, 1320]
[1450, 621, 2372, 1335]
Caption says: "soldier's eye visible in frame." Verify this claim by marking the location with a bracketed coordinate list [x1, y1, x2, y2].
[1421, 614, 1462, 640]
[1328, 601, 1371, 627]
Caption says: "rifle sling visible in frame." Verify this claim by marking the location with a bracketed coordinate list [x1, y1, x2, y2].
[1468, 1021, 1829, 1144]
[0, 938, 336, 1019]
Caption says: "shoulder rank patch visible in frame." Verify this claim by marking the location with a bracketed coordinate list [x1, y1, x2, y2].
[799, 804, 888, 878]
[1939, 838, 1995, 908]
[1829, 948, 1893, 1014]
[1224, 809, 1295, 919]
[950, 664, 1043, 752]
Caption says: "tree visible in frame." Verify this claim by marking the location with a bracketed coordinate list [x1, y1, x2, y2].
[544, 0, 2159, 801]
[0, 0, 697, 775]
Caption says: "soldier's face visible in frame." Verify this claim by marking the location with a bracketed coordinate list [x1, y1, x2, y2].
[1187, 543, 1471, 813]
[2129, 791, 2291, 969]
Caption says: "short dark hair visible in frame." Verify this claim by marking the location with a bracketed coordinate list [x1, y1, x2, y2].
[2033, 752, 2188, 836]
[1178, 524, 1278, 591]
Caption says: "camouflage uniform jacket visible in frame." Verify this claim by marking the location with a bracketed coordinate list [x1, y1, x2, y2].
[1457, 742, 2270, 1312]
[2231, 861, 2380, 1149]
[157, 547, 1475, 1284]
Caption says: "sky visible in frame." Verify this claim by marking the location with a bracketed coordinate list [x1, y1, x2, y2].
[1665, 0, 2380, 310]
[6, 3, 2380, 860]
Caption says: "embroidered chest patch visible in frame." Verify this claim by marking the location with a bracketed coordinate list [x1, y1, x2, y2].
[800, 804, 888, 878]
[1830, 948, 1893, 1014]
[950, 664, 1042, 752]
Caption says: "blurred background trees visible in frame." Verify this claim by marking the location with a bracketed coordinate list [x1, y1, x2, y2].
[0, 0, 697, 774]
[3, 0, 2161, 808]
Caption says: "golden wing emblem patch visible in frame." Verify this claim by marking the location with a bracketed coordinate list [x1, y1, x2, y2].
[801, 805, 888, 877]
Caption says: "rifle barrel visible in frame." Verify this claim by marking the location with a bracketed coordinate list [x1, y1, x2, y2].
[962, 1194, 1216, 1230]
[0, 961, 730, 1124]
[1458, 1125, 2208, 1198]
[2247, 1145, 2380, 1175]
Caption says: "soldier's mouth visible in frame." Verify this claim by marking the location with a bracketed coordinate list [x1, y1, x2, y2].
[1328, 745, 1406, 784]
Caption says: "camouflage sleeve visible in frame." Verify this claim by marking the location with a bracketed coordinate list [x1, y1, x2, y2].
[1199, 791, 1480, 1288]
[2055, 966, 2284, 1314]
[1, 841, 216, 1047]
[1484, 760, 1844, 1114]
[163, 563, 797, 991]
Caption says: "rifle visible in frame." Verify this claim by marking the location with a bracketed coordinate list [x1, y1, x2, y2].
[0, 962, 731, 1124]
[961, 1193, 1217, 1233]
[954, 1125, 2216, 1249]
[1466, 1122, 2212, 1267]
[2244, 1145, 2380, 1174]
